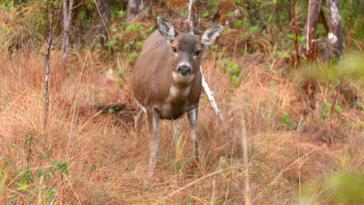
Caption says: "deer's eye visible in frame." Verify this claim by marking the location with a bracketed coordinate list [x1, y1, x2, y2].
[195, 50, 201, 57]
[172, 46, 178, 53]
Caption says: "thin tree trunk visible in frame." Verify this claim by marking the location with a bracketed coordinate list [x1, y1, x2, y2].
[62, 0, 74, 60]
[127, 0, 144, 21]
[187, 0, 195, 33]
[306, 0, 322, 59]
[304, 0, 322, 110]
[326, 0, 343, 58]
[241, 114, 251, 205]
[291, 0, 300, 67]
[44, 0, 54, 128]
[97, 0, 110, 47]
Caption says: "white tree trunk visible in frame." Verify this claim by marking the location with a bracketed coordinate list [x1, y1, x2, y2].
[62, 0, 74, 60]
[127, 0, 144, 21]
[326, 0, 343, 58]
[44, 0, 54, 128]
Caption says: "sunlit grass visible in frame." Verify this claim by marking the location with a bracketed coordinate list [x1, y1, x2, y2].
[1, 49, 364, 204]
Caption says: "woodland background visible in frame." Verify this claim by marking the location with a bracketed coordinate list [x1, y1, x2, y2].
[1, 0, 364, 204]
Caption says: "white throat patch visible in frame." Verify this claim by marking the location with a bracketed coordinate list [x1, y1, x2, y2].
[172, 71, 195, 83]
[169, 85, 191, 98]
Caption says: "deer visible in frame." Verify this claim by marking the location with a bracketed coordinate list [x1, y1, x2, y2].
[131, 17, 223, 179]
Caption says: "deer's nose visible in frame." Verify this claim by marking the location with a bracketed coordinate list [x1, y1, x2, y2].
[177, 65, 192, 76]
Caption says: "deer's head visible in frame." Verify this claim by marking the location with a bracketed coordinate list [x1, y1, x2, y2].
[157, 17, 224, 81]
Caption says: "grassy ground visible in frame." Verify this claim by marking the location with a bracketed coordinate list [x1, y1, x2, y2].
[1, 46, 364, 204]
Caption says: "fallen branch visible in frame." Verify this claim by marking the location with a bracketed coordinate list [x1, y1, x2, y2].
[94, 103, 126, 114]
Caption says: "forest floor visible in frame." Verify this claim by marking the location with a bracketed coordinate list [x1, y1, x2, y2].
[1, 47, 364, 204]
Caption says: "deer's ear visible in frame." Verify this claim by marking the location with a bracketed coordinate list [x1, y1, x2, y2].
[157, 17, 177, 41]
[201, 25, 224, 46]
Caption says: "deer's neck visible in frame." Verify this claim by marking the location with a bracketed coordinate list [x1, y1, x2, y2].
[167, 70, 196, 102]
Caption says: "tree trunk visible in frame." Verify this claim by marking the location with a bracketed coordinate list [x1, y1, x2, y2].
[326, 0, 343, 58]
[44, 0, 54, 128]
[97, 0, 110, 47]
[187, 0, 195, 33]
[127, 0, 144, 21]
[62, 0, 74, 60]
[291, 0, 300, 67]
[306, 0, 322, 59]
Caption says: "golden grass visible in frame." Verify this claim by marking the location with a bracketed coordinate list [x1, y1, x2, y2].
[0, 49, 364, 204]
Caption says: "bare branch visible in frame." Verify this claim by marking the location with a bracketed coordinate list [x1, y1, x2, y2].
[201, 68, 224, 122]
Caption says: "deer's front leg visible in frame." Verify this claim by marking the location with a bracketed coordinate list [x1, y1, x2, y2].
[188, 108, 199, 162]
[146, 109, 160, 180]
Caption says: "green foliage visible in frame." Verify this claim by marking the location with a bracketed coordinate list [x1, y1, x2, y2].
[77, 10, 90, 21]
[106, 21, 152, 55]
[280, 112, 297, 129]
[9, 159, 69, 200]
[319, 103, 343, 119]
[51, 161, 69, 175]
[301, 169, 364, 205]
[230, 75, 239, 87]
[17, 168, 33, 192]
[226, 60, 240, 75]
[225, 59, 242, 88]
[126, 52, 139, 66]
[202, 11, 209, 18]
[319, 102, 332, 119]
[0, 0, 49, 51]
[277, 50, 289, 58]
[207, 0, 219, 10]
[180, 8, 188, 17]
[249, 25, 260, 33]
[2, 0, 12, 7]
[115, 10, 126, 18]
[292, 54, 364, 85]
[46, 187, 57, 203]
[0, 169, 8, 194]
[325, 171, 364, 204]
[299, 181, 321, 205]
[126, 24, 144, 32]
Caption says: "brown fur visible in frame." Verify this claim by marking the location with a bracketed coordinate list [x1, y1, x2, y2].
[131, 30, 202, 120]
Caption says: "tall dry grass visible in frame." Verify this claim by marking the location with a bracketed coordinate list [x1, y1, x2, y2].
[0, 49, 364, 204]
